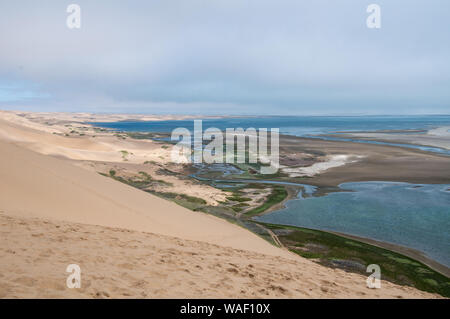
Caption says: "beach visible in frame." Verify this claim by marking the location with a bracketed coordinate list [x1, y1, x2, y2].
[0, 110, 447, 298]
[278, 134, 450, 187]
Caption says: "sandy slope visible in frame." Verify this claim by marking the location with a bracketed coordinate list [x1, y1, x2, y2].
[0, 111, 439, 298]
[0, 112, 227, 205]
[0, 213, 437, 298]
[0, 139, 288, 258]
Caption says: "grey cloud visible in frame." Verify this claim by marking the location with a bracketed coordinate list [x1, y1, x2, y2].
[0, 0, 449, 114]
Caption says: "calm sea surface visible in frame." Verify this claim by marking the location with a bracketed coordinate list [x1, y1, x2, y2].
[91, 115, 450, 136]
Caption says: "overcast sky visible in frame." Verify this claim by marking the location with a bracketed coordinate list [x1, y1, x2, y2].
[0, 0, 449, 115]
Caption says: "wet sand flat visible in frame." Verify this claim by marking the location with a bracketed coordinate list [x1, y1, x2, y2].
[279, 135, 450, 187]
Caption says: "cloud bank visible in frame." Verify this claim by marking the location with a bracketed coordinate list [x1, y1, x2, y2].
[0, 0, 449, 114]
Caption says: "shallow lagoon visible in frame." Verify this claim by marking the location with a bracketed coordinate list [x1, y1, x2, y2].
[255, 182, 450, 267]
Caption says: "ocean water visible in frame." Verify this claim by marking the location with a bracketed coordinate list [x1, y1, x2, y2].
[91, 115, 450, 155]
[255, 182, 450, 267]
[91, 115, 450, 136]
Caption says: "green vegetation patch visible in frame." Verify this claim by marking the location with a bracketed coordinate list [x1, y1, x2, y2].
[102, 169, 203, 211]
[104, 169, 172, 189]
[120, 150, 129, 161]
[245, 186, 288, 217]
[226, 196, 252, 202]
[259, 223, 450, 297]
[126, 132, 157, 139]
[114, 133, 127, 140]
[148, 191, 207, 210]
[231, 202, 250, 212]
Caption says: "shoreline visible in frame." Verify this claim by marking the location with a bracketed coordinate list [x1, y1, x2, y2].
[320, 134, 450, 154]
[166, 170, 450, 280]
[194, 172, 450, 278]
[328, 230, 450, 278]
[83, 122, 449, 276]
[144, 128, 449, 279]
[247, 181, 450, 278]
[320, 126, 450, 153]
[1, 110, 448, 297]
[258, 221, 450, 297]
[278, 135, 450, 187]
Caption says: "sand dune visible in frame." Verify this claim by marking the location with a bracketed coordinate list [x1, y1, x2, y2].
[0, 114, 147, 162]
[0, 213, 437, 298]
[0, 139, 289, 258]
[0, 111, 229, 206]
[0, 111, 439, 298]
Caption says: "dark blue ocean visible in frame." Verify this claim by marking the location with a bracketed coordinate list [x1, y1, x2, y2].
[91, 115, 450, 136]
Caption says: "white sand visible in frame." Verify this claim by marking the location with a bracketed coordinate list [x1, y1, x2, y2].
[282, 155, 364, 177]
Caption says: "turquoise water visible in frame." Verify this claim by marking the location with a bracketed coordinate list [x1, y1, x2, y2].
[255, 182, 450, 267]
[91, 115, 450, 155]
